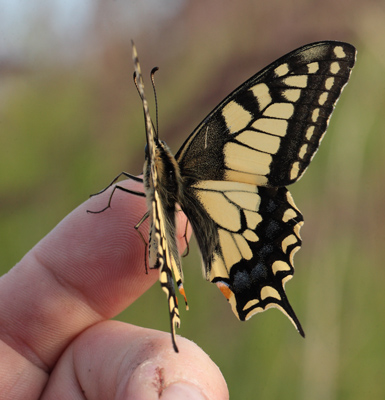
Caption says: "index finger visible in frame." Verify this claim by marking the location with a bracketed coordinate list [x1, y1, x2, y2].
[0, 178, 189, 372]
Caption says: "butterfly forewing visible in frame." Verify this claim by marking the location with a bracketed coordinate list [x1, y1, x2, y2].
[176, 42, 356, 187]
[176, 41, 356, 334]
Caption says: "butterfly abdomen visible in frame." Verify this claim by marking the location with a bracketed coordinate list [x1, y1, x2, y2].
[143, 139, 184, 271]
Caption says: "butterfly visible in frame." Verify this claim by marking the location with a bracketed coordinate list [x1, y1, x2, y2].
[90, 41, 356, 352]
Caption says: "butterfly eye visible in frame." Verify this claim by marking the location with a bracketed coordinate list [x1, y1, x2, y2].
[144, 144, 149, 158]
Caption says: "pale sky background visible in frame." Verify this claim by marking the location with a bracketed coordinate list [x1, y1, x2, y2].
[0, 0, 185, 63]
[0, 1, 92, 57]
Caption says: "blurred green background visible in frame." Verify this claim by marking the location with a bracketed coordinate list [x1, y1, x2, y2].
[1, 0, 385, 398]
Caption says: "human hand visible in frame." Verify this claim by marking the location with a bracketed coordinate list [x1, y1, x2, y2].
[0, 180, 228, 399]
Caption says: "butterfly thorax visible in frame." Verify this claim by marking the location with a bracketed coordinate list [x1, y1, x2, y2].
[143, 140, 183, 207]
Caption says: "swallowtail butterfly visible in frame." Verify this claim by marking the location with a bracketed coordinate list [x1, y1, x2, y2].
[91, 41, 356, 352]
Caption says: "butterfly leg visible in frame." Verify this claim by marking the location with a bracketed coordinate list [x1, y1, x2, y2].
[175, 207, 190, 257]
[89, 172, 143, 197]
[181, 219, 190, 257]
[134, 212, 150, 273]
[87, 183, 145, 214]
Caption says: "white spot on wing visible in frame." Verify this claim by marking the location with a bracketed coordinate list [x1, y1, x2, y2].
[245, 307, 264, 320]
[290, 161, 300, 180]
[234, 233, 253, 260]
[272, 260, 291, 275]
[222, 101, 252, 134]
[218, 229, 242, 266]
[285, 190, 300, 211]
[330, 61, 340, 74]
[253, 118, 288, 137]
[282, 234, 298, 253]
[243, 299, 260, 311]
[283, 75, 308, 88]
[282, 89, 301, 102]
[243, 229, 259, 242]
[325, 77, 334, 90]
[237, 130, 281, 154]
[261, 286, 281, 301]
[307, 62, 319, 73]
[195, 189, 241, 231]
[334, 45, 346, 58]
[281, 274, 294, 286]
[192, 179, 264, 204]
[298, 143, 308, 159]
[209, 253, 227, 280]
[312, 108, 320, 123]
[282, 207, 298, 223]
[224, 142, 272, 176]
[264, 103, 294, 119]
[160, 271, 168, 284]
[318, 92, 328, 105]
[306, 125, 315, 140]
[192, 180, 255, 192]
[293, 221, 303, 240]
[225, 170, 269, 186]
[250, 83, 272, 111]
[244, 210, 262, 230]
[275, 63, 289, 77]
[226, 190, 261, 211]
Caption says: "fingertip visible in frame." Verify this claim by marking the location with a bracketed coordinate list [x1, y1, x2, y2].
[73, 322, 229, 400]
[124, 347, 229, 400]
[119, 329, 229, 400]
[161, 383, 207, 400]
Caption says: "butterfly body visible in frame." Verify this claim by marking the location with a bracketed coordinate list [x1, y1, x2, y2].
[106, 41, 356, 351]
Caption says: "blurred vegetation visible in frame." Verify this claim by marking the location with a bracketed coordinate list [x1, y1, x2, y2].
[1, 0, 385, 398]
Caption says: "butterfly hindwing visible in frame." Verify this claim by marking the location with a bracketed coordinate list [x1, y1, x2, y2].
[182, 180, 305, 333]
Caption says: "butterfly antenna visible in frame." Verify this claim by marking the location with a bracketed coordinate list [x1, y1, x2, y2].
[151, 67, 159, 139]
[132, 42, 159, 143]
[133, 71, 141, 99]
[132, 41, 144, 96]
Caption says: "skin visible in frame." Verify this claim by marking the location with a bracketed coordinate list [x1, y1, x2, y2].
[0, 180, 229, 400]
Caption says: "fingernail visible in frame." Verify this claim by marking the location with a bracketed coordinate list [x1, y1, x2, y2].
[161, 383, 207, 400]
